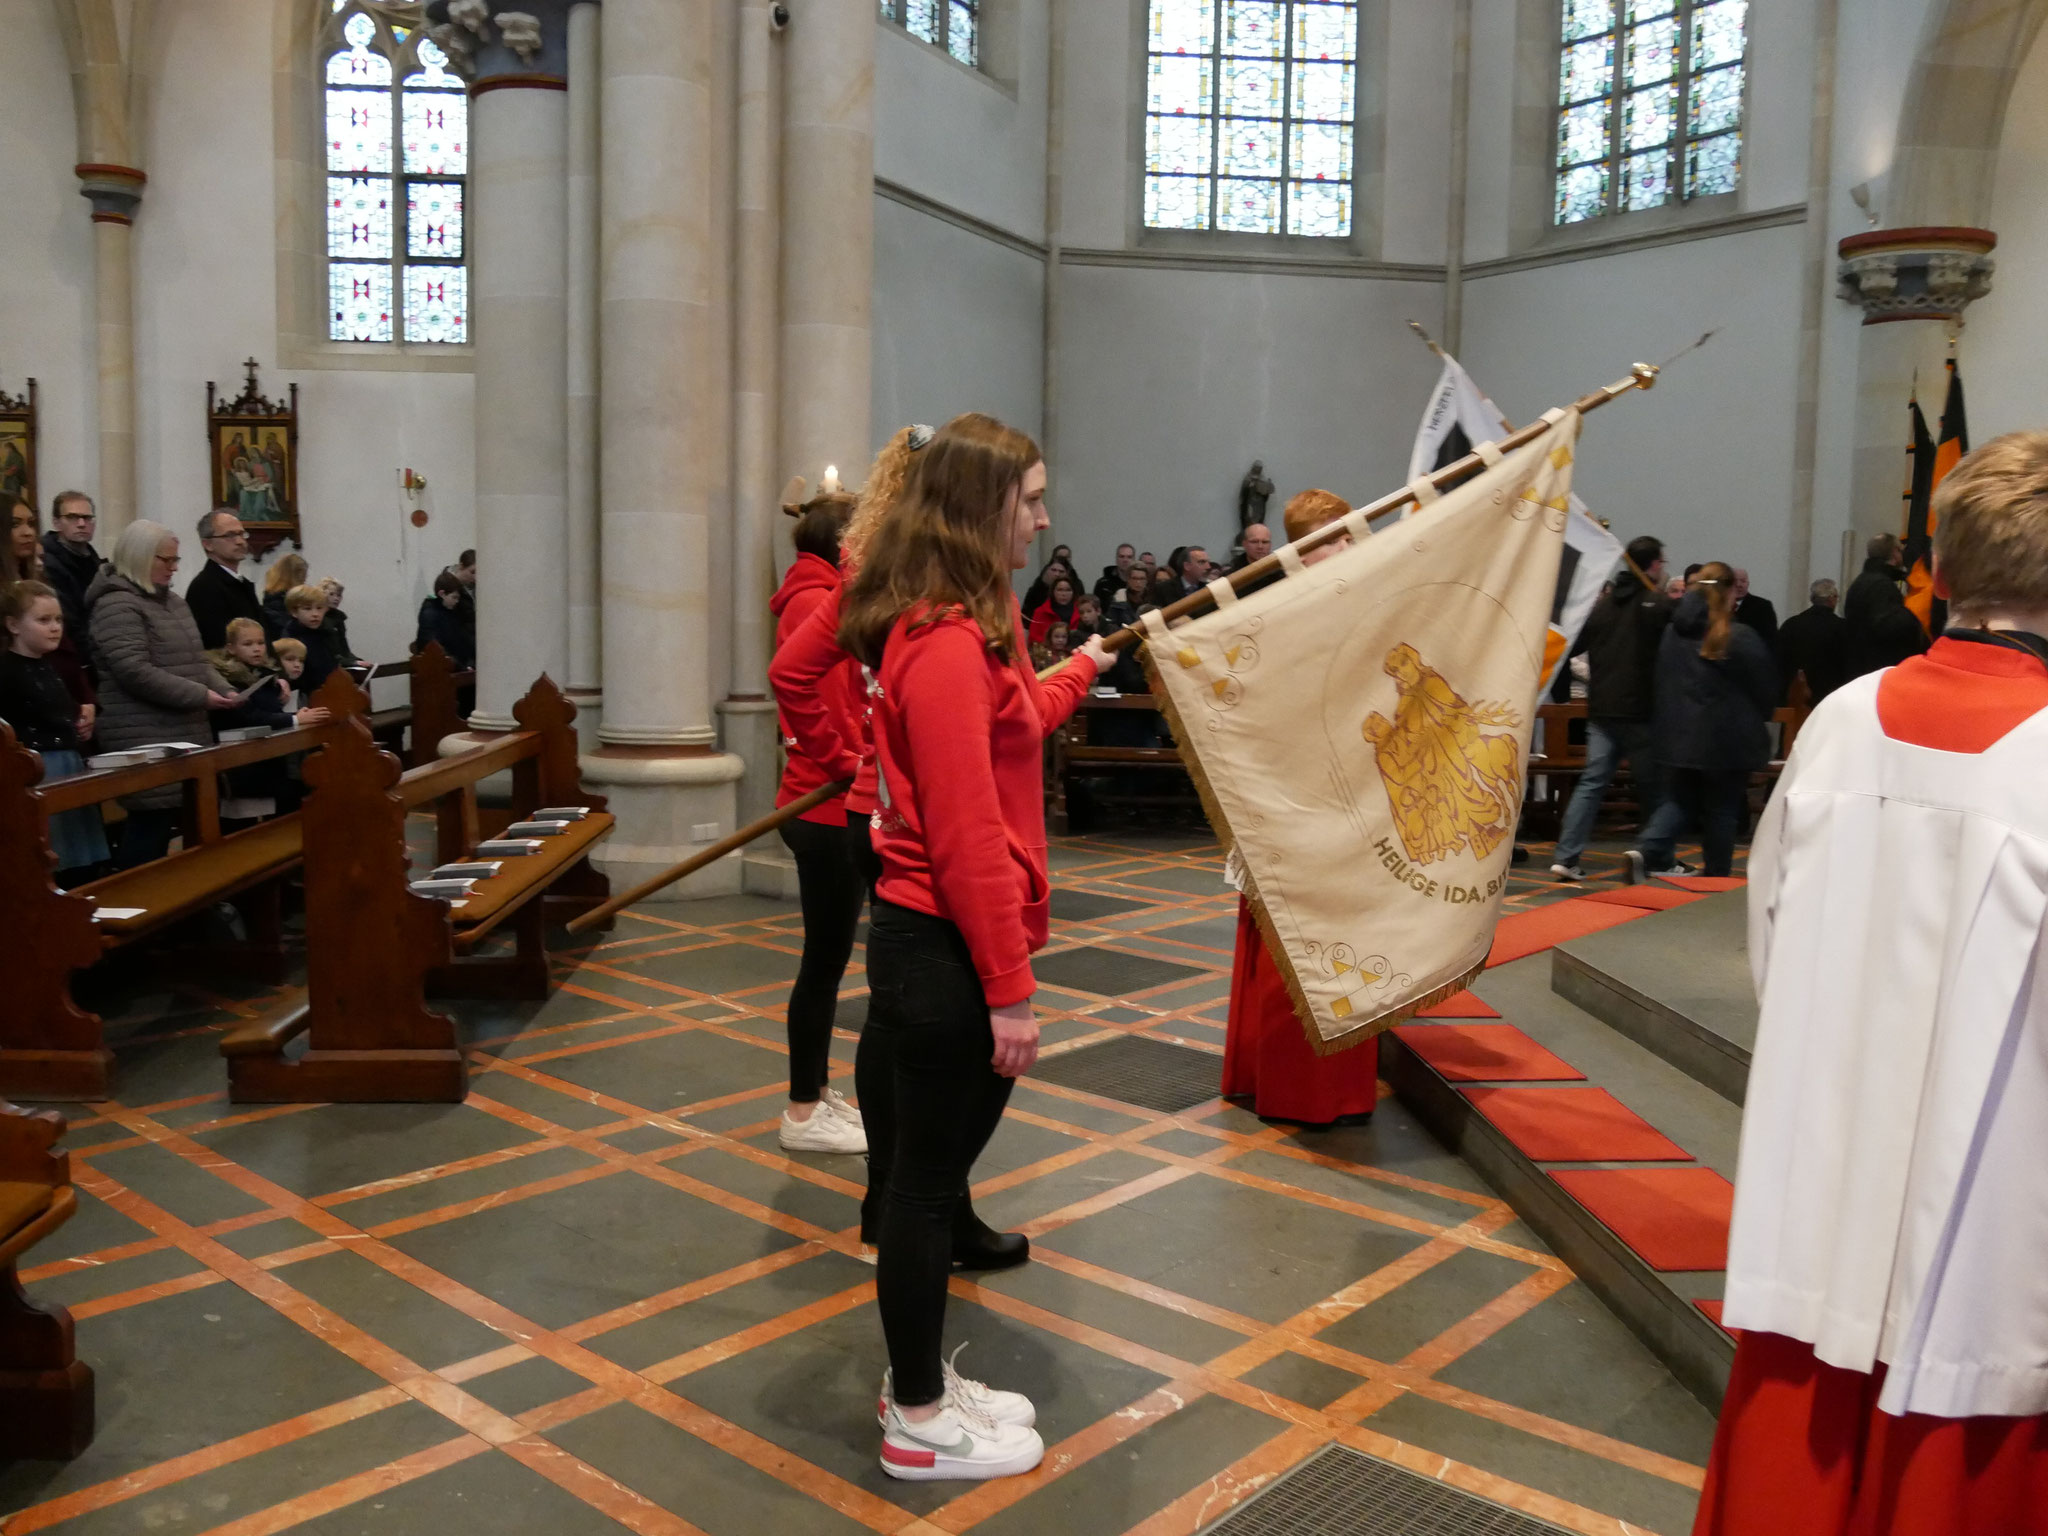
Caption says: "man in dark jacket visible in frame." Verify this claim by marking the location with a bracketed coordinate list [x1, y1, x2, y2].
[1842, 532, 1930, 679]
[1095, 544, 1136, 606]
[39, 490, 104, 656]
[1732, 568, 1779, 652]
[183, 508, 266, 650]
[1551, 535, 1678, 881]
[1775, 578, 1848, 702]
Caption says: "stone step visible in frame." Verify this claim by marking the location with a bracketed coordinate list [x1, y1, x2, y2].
[1381, 946, 1741, 1412]
[740, 844, 801, 900]
[1549, 890, 1754, 1103]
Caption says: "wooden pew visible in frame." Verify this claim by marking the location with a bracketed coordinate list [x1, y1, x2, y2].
[1046, 694, 1195, 833]
[364, 642, 474, 769]
[0, 1101, 94, 1459]
[1520, 701, 1588, 838]
[0, 717, 336, 1101]
[219, 674, 612, 1104]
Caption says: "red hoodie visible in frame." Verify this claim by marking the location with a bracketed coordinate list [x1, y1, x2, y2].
[871, 601, 1093, 1006]
[769, 553, 861, 825]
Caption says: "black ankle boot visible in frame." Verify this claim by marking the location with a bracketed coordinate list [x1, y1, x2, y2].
[952, 1208, 1029, 1272]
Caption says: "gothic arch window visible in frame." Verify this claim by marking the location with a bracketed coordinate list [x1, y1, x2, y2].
[880, 0, 979, 68]
[1143, 1, 1359, 237]
[1554, 0, 1747, 226]
[323, 3, 469, 343]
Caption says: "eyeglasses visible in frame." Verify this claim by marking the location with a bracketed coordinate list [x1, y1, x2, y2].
[57, 513, 95, 523]
[205, 529, 248, 541]
[155, 555, 182, 567]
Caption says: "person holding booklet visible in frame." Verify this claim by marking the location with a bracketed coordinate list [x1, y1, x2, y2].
[1697, 431, 2048, 1534]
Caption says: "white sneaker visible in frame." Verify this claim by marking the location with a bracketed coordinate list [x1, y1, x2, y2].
[879, 1392, 1044, 1482]
[1623, 850, 1646, 886]
[878, 1343, 1036, 1428]
[821, 1085, 863, 1127]
[1550, 861, 1585, 882]
[778, 1099, 868, 1154]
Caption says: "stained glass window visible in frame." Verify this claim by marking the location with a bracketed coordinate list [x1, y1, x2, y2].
[1144, 1, 1358, 238]
[324, 7, 468, 343]
[879, 0, 979, 68]
[1555, 0, 1745, 225]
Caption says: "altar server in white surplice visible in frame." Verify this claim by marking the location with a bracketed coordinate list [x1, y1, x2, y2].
[1696, 432, 2048, 1536]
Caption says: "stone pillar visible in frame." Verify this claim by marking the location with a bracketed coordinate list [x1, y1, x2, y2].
[719, 0, 785, 840]
[76, 165, 143, 536]
[431, 1, 574, 731]
[779, 0, 875, 492]
[1835, 227, 1997, 554]
[566, 1, 603, 743]
[587, 0, 744, 897]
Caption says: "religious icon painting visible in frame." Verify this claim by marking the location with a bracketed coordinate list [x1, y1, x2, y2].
[207, 360, 300, 556]
[0, 379, 35, 513]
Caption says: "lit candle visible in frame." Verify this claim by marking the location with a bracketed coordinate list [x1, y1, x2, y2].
[822, 464, 841, 495]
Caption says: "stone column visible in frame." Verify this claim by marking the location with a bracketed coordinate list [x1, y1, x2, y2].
[779, 0, 875, 493]
[719, 0, 785, 841]
[76, 165, 143, 535]
[430, 1, 574, 732]
[1835, 228, 1997, 554]
[587, 0, 744, 897]
[566, 1, 603, 742]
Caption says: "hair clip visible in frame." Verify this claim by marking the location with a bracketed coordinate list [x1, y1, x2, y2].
[907, 423, 935, 450]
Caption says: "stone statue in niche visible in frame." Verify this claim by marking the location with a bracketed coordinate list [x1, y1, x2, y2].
[1238, 461, 1273, 533]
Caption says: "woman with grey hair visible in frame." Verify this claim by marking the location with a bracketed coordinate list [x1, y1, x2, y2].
[87, 520, 236, 867]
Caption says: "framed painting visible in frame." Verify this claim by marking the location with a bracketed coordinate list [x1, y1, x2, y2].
[0, 379, 34, 513]
[207, 359, 299, 556]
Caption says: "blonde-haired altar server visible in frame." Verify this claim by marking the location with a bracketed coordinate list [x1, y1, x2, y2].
[1219, 490, 1379, 1127]
[1695, 432, 2048, 1535]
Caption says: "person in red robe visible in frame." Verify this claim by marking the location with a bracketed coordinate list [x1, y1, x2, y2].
[1695, 434, 2048, 1535]
[1221, 489, 1379, 1126]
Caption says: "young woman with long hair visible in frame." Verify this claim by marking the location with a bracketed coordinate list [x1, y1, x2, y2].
[837, 413, 1111, 1480]
[1637, 560, 1777, 879]
[767, 487, 869, 1155]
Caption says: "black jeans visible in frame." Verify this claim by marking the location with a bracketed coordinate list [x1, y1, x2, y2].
[847, 809, 881, 892]
[777, 815, 866, 1102]
[859, 900, 1015, 1406]
[1641, 767, 1750, 878]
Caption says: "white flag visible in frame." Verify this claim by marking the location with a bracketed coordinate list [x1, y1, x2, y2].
[1410, 355, 1626, 693]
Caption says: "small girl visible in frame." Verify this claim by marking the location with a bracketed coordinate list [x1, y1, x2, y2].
[271, 637, 309, 707]
[0, 581, 111, 878]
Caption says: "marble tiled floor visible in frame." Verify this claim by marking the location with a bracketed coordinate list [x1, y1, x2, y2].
[9, 829, 1717, 1536]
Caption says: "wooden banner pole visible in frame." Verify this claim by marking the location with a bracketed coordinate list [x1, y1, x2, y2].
[564, 779, 855, 934]
[1042, 361, 1660, 681]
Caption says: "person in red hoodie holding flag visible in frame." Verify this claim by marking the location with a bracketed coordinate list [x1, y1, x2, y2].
[768, 487, 870, 1156]
[838, 413, 1112, 1482]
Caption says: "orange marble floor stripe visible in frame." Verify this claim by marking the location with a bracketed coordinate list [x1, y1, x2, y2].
[514, 1384, 617, 1434]
[0, 1386, 411, 1536]
[465, 1005, 646, 1051]
[437, 1342, 535, 1382]
[952, 1276, 1207, 1383]
[1113, 1422, 1329, 1536]
[167, 1100, 326, 1139]
[555, 1240, 831, 1344]
[640, 1279, 876, 1384]
[1399, 1265, 1577, 1375]
[189, 1434, 491, 1536]
[1021, 1249, 1266, 1337]
[498, 1437, 716, 1536]
[1015, 1162, 1197, 1239]
[361, 1159, 624, 1240]
[489, 1012, 716, 1065]
[926, 1379, 1207, 1534]
[314, 1134, 582, 1209]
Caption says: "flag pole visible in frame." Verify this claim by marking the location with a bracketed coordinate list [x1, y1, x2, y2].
[1054, 362, 1661, 672]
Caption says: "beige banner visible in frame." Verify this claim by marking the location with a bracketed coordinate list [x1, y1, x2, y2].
[1142, 411, 1581, 1052]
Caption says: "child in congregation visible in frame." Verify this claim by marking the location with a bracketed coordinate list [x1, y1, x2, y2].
[279, 585, 340, 696]
[0, 580, 111, 880]
[203, 617, 329, 822]
[271, 637, 309, 705]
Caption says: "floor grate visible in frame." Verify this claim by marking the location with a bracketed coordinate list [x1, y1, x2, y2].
[1200, 1445, 1574, 1536]
[1028, 1033, 1222, 1113]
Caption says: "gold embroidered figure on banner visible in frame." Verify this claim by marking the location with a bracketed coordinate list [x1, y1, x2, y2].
[1362, 643, 1523, 866]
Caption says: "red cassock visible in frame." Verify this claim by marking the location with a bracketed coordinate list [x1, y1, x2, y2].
[1221, 898, 1377, 1123]
[1695, 636, 2048, 1536]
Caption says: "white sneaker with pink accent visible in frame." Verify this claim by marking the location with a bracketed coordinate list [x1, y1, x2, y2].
[878, 1391, 1043, 1482]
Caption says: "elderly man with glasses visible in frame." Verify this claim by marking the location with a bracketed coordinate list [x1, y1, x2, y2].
[184, 506, 266, 650]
